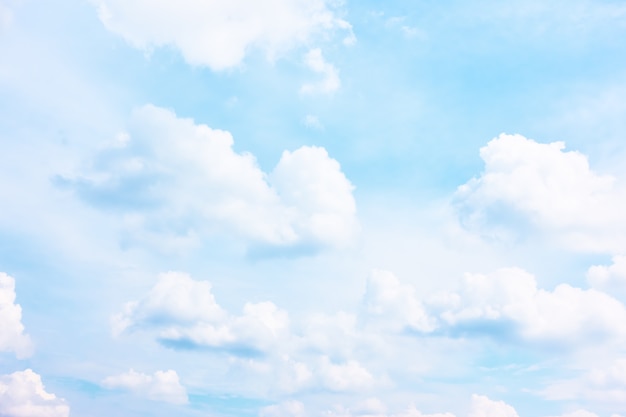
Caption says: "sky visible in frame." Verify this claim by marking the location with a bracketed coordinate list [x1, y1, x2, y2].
[1, 0, 626, 416]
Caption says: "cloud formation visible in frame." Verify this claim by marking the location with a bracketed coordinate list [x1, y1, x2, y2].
[92, 0, 353, 70]
[454, 133, 626, 252]
[61, 104, 357, 254]
[0, 369, 69, 417]
[300, 48, 341, 95]
[587, 255, 626, 299]
[112, 271, 289, 355]
[0, 272, 33, 358]
[360, 268, 626, 349]
[102, 369, 188, 405]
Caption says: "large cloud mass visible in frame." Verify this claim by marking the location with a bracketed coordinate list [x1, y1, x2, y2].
[360, 268, 626, 348]
[61, 105, 357, 254]
[454, 133, 626, 252]
[0, 272, 33, 358]
[0, 369, 69, 417]
[92, 0, 353, 70]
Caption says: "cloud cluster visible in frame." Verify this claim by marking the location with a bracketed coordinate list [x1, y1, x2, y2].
[261, 395, 610, 417]
[0, 369, 69, 417]
[61, 104, 357, 254]
[543, 358, 626, 405]
[102, 369, 188, 405]
[454, 133, 626, 252]
[430, 267, 626, 347]
[92, 0, 353, 70]
[359, 268, 626, 349]
[300, 48, 341, 95]
[112, 271, 289, 356]
[113, 272, 378, 394]
[0, 272, 33, 358]
[113, 266, 626, 398]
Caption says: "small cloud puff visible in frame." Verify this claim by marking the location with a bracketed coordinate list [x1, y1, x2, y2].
[300, 48, 341, 95]
[92, 0, 354, 71]
[0, 272, 34, 358]
[0, 369, 70, 417]
[60, 104, 358, 255]
[102, 369, 188, 405]
[304, 114, 324, 130]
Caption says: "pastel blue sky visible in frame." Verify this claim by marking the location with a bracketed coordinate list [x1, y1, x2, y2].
[1, 1, 626, 416]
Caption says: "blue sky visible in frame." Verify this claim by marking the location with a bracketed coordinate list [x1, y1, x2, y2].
[1, 1, 626, 416]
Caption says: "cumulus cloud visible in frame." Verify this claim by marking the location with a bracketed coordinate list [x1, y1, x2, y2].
[92, 0, 353, 70]
[361, 269, 435, 333]
[454, 133, 626, 252]
[432, 267, 626, 347]
[300, 48, 341, 94]
[60, 104, 357, 254]
[587, 255, 626, 298]
[543, 358, 626, 405]
[0, 369, 69, 417]
[0, 272, 33, 358]
[317, 356, 375, 392]
[261, 400, 307, 417]
[113, 271, 289, 355]
[102, 369, 188, 405]
[468, 395, 518, 417]
[360, 267, 626, 348]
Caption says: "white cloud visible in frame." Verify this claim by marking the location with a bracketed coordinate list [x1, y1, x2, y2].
[359, 267, 626, 348]
[433, 267, 626, 347]
[0, 272, 33, 358]
[61, 104, 357, 254]
[261, 400, 307, 417]
[468, 395, 518, 417]
[113, 271, 289, 354]
[92, 0, 353, 71]
[587, 255, 626, 298]
[361, 269, 436, 333]
[454, 133, 626, 252]
[317, 356, 375, 392]
[549, 412, 599, 417]
[543, 358, 626, 405]
[0, 369, 69, 417]
[304, 114, 324, 130]
[300, 48, 341, 94]
[102, 369, 188, 405]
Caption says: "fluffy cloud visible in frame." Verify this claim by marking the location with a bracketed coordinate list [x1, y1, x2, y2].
[260, 400, 307, 417]
[468, 395, 518, 417]
[92, 0, 353, 70]
[113, 272, 289, 355]
[433, 267, 626, 347]
[360, 269, 435, 333]
[317, 356, 375, 392]
[587, 255, 626, 298]
[0, 369, 69, 417]
[0, 272, 33, 358]
[543, 358, 626, 405]
[60, 104, 357, 254]
[102, 369, 188, 405]
[454, 133, 626, 252]
[300, 48, 341, 95]
[360, 267, 626, 348]
[261, 395, 614, 417]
